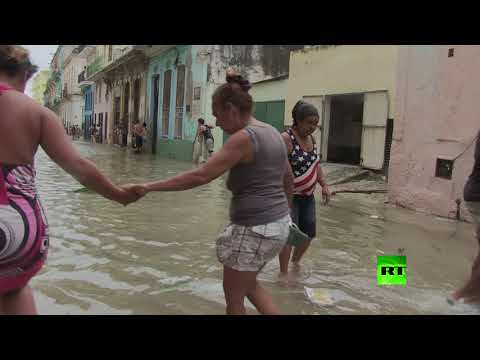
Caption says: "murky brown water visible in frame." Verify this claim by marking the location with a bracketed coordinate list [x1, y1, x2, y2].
[32, 142, 480, 314]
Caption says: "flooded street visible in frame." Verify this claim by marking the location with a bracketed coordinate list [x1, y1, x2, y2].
[32, 142, 480, 314]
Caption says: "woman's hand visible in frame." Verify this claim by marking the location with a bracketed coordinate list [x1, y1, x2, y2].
[321, 185, 331, 205]
[120, 184, 149, 202]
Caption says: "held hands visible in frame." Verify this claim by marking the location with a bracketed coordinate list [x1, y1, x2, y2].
[116, 184, 149, 206]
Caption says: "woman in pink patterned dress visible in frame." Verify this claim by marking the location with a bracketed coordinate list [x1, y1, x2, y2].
[0, 45, 141, 315]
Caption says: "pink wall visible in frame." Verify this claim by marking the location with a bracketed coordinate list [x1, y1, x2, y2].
[93, 80, 112, 144]
[388, 45, 480, 220]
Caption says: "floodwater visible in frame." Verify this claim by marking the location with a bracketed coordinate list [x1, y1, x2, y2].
[32, 142, 480, 315]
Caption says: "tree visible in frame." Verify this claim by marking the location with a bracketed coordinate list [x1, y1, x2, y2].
[31, 70, 50, 104]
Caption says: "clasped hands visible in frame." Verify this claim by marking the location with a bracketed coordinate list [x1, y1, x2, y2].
[116, 183, 149, 206]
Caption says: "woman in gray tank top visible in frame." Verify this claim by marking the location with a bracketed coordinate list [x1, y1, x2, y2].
[125, 69, 294, 315]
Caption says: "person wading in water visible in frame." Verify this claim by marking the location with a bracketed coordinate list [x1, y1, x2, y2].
[0, 45, 142, 315]
[279, 100, 330, 277]
[125, 69, 295, 315]
[450, 130, 480, 304]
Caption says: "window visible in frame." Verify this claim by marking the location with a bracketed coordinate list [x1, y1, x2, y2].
[162, 70, 172, 137]
[133, 79, 141, 122]
[97, 82, 102, 104]
[435, 158, 454, 180]
[108, 45, 113, 61]
[194, 87, 201, 100]
[104, 112, 108, 141]
[174, 65, 186, 139]
[448, 48, 454, 57]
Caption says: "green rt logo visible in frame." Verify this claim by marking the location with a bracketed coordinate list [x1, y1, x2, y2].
[377, 255, 407, 286]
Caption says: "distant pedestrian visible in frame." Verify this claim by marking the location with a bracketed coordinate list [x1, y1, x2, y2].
[142, 122, 148, 144]
[450, 130, 480, 304]
[133, 121, 146, 153]
[91, 125, 97, 143]
[278, 100, 331, 277]
[193, 118, 215, 165]
[121, 122, 128, 147]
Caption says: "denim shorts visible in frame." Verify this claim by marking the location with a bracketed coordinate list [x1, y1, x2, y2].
[291, 194, 316, 239]
[466, 202, 480, 226]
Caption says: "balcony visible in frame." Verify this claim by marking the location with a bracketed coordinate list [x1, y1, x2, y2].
[135, 45, 176, 58]
[86, 56, 105, 79]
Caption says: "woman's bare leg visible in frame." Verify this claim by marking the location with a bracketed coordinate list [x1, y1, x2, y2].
[246, 281, 281, 315]
[452, 225, 480, 302]
[223, 266, 279, 315]
[279, 245, 293, 274]
[1, 286, 37, 315]
[291, 239, 312, 264]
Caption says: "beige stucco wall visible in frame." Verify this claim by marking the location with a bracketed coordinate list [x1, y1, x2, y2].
[250, 78, 288, 102]
[285, 45, 398, 125]
[62, 55, 86, 128]
[388, 45, 479, 220]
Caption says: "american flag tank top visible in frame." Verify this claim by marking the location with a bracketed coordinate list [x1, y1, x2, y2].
[287, 127, 319, 196]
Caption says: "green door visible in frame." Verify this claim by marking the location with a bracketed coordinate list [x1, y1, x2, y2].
[254, 100, 285, 132]
[265, 101, 285, 132]
[253, 102, 268, 124]
[223, 100, 285, 144]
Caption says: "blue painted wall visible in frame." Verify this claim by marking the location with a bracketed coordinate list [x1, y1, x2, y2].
[83, 85, 94, 140]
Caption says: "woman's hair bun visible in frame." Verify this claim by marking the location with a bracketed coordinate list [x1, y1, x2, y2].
[0, 45, 38, 78]
[226, 68, 251, 93]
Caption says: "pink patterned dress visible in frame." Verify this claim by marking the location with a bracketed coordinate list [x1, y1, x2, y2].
[0, 83, 49, 294]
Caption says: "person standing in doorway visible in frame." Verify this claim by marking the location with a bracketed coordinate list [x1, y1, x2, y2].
[142, 122, 148, 148]
[133, 121, 146, 153]
[121, 121, 128, 147]
[91, 125, 97, 144]
[450, 130, 480, 304]
[278, 100, 331, 277]
[124, 69, 295, 315]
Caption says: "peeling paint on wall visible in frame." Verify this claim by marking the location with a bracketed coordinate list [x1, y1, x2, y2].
[210, 45, 305, 84]
[146, 45, 305, 157]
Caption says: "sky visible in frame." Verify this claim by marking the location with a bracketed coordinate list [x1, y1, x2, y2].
[22, 45, 58, 97]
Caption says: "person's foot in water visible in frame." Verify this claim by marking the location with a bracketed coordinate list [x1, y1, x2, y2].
[291, 261, 301, 273]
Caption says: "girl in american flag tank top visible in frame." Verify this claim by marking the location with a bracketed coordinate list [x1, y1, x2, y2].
[278, 100, 330, 275]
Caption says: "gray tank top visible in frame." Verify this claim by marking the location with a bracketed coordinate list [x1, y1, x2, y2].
[226, 123, 290, 226]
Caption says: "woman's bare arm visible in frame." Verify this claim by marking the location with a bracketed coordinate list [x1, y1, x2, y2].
[38, 107, 137, 205]
[144, 130, 252, 192]
[317, 163, 330, 204]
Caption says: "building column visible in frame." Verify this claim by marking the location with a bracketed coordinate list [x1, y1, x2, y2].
[107, 94, 114, 145]
[127, 74, 135, 147]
